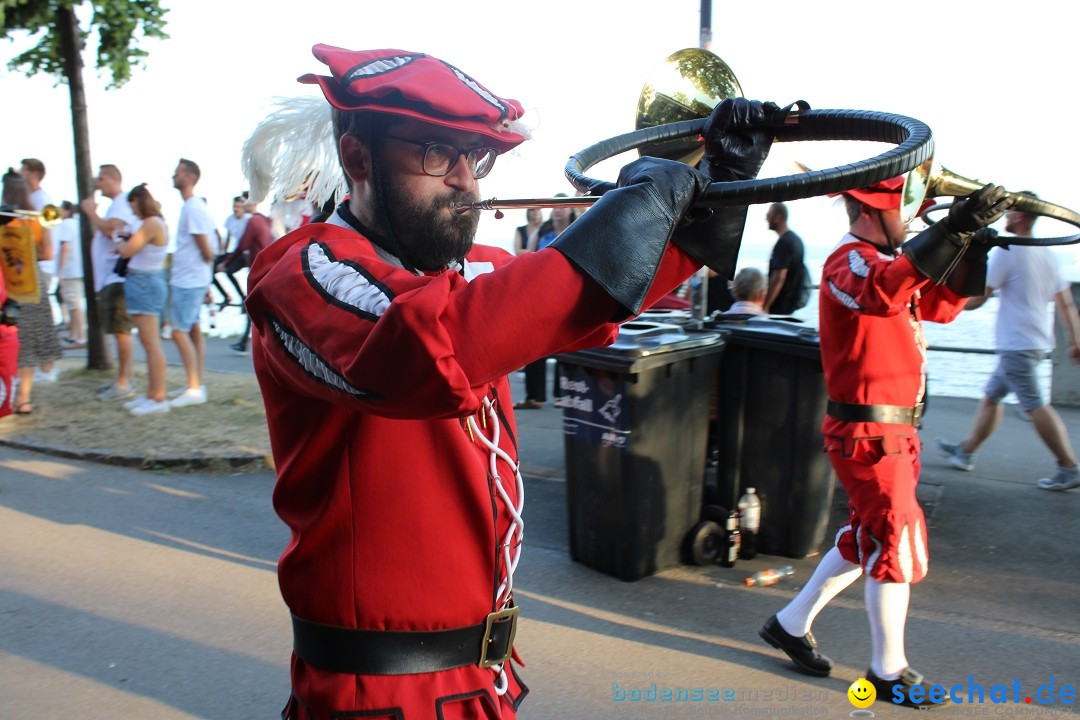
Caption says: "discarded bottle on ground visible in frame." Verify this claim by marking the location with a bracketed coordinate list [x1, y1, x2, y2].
[718, 510, 741, 568]
[744, 565, 794, 587]
[737, 487, 761, 559]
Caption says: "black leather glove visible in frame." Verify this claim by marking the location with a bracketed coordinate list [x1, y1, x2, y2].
[946, 227, 997, 296]
[701, 98, 777, 183]
[551, 156, 709, 316]
[946, 184, 1014, 233]
[902, 184, 1013, 283]
[671, 98, 778, 277]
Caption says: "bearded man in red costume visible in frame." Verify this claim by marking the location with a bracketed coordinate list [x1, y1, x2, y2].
[758, 176, 1013, 710]
[244, 45, 779, 719]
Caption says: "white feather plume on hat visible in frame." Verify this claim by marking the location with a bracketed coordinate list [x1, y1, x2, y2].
[241, 95, 346, 209]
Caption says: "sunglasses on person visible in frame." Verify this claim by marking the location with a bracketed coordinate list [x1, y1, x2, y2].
[383, 135, 499, 179]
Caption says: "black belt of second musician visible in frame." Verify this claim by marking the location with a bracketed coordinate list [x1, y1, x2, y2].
[291, 605, 519, 675]
[827, 400, 924, 428]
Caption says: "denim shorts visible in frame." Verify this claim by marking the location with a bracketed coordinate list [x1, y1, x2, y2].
[169, 285, 207, 330]
[984, 350, 1047, 412]
[124, 269, 167, 316]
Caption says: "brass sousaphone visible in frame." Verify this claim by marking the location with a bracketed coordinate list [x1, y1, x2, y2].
[908, 161, 1080, 246]
[0, 203, 62, 227]
[459, 48, 937, 215]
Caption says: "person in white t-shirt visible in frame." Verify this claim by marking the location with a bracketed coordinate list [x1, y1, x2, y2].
[21, 158, 61, 382]
[20, 158, 57, 306]
[81, 164, 139, 399]
[938, 194, 1080, 491]
[54, 202, 87, 346]
[19, 158, 52, 213]
[214, 194, 250, 308]
[168, 158, 215, 408]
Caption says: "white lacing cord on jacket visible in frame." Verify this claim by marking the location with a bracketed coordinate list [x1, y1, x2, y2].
[466, 396, 524, 696]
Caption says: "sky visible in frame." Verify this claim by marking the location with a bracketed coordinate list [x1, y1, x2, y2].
[3, 0, 1078, 274]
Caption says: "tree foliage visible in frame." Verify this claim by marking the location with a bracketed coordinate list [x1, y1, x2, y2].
[1, 0, 169, 370]
[2, 0, 169, 88]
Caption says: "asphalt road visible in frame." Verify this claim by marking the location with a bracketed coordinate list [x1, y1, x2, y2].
[2, 332, 1078, 719]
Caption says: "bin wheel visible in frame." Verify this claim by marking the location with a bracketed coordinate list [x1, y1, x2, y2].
[687, 521, 723, 566]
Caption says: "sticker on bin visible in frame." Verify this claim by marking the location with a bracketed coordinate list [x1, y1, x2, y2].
[557, 368, 631, 449]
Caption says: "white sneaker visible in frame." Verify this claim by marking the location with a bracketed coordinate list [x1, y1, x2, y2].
[170, 387, 207, 408]
[97, 381, 137, 401]
[34, 368, 60, 384]
[122, 394, 149, 410]
[168, 384, 205, 399]
[936, 438, 975, 472]
[131, 398, 171, 415]
[1037, 466, 1080, 491]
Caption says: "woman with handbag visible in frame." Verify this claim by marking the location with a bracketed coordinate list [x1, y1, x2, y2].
[114, 184, 170, 415]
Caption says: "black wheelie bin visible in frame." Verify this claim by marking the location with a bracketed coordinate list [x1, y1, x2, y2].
[554, 321, 724, 581]
[705, 316, 835, 558]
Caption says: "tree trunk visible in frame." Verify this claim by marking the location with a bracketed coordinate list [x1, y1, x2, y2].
[57, 5, 109, 370]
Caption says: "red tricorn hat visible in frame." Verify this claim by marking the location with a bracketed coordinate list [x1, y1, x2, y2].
[831, 174, 938, 218]
[299, 45, 529, 153]
[832, 175, 906, 211]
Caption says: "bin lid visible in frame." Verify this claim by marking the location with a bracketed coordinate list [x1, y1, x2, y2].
[638, 309, 693, 327]
[554, 321, 724, 373]
[706, 316, 820, 358]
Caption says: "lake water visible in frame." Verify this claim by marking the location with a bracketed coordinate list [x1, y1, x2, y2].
[93, 238, 1056, 405]
[730, 243, 1054, 403]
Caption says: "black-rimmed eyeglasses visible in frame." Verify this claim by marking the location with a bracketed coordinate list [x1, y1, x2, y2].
[383, 135, 499, 179]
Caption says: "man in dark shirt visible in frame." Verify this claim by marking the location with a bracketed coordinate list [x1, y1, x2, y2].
[763, 202, 806, 314]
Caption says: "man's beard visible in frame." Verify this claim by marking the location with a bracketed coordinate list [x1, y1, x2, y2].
[370, 157, 479, 271]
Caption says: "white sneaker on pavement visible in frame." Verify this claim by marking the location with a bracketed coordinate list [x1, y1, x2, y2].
[170, 387, 207, 408]
[34, 367, 60, 384]
[97, 381, 137, 401]
[1036, 466, 1080, 491]
[168, 384, 206, 399]
[936, 438, 975, 472]
[122, 395, 149, 410]
[131, 398, 171, 415]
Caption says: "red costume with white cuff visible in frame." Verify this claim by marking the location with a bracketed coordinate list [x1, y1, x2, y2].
[247, 220, 697, 718]
[819, 235, 967, 583]
[0, 272, 17, 418]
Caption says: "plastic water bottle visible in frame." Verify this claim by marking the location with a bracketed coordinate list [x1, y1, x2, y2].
[744, 565, 794, 587]
[738, 487, 761, 560]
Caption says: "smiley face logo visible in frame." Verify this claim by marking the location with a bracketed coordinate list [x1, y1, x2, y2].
[848, 678, 876, 708]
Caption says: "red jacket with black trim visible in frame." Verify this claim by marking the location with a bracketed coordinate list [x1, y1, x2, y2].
[245, 219, 697, 714]
[818, 235, 967, 447]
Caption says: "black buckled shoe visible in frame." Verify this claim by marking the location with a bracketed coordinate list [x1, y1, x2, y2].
[867, 667, 953, 710]
[758, 614, 832, 677]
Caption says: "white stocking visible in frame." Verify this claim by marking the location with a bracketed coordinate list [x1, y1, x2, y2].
[866, 577, 910, 678]
[776, 546, 862, 636]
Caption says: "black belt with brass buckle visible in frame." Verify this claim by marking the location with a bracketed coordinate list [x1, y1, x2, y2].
[291, 606, 519, 675]
[827, 400, 924, 428]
